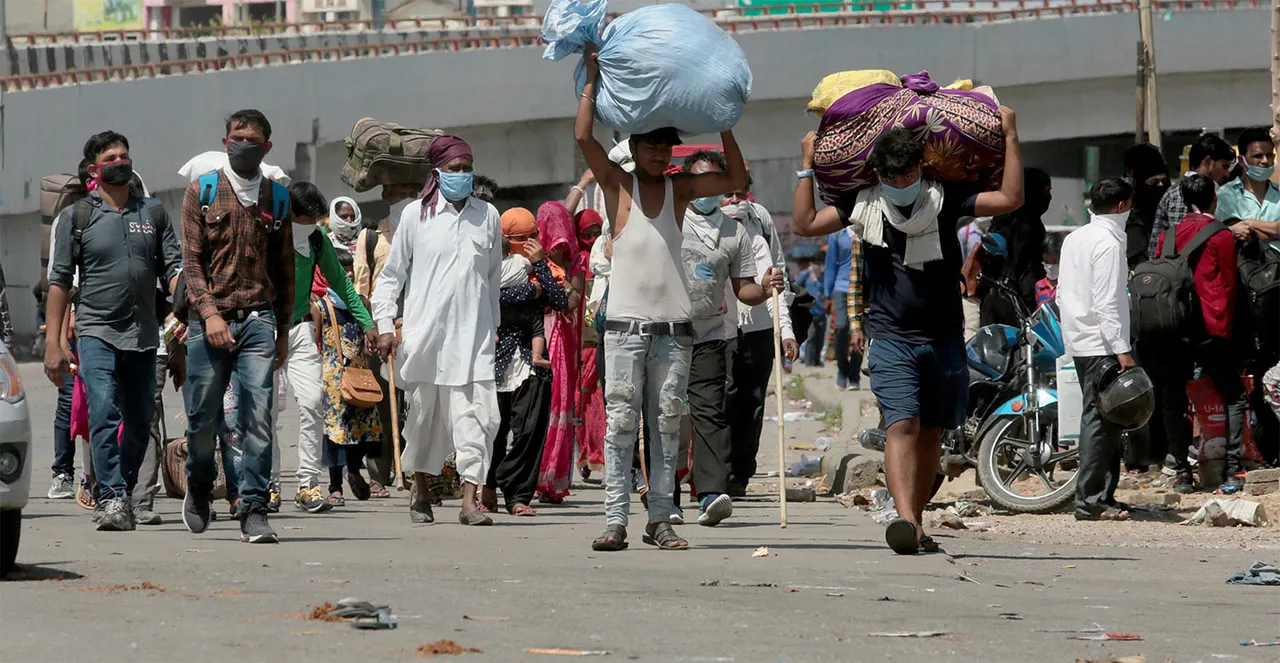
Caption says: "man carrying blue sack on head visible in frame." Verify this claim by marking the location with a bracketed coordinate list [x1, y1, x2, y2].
[574, 43, 753, 552]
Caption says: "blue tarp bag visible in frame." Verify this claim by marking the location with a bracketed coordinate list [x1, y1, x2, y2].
[540, 0, 753, 136]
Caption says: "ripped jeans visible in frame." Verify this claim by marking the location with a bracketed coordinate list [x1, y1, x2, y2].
[602, 329, 693, 527]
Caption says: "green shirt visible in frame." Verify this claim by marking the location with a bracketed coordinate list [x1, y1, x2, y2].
[293, 231, 374, 332]
[1216, 177, 1280, 223]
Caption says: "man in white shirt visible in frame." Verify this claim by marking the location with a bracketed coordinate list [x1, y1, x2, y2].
[677, 151, 782, 527]
[1058, 177, 1137, 522]
[576, 44, 748, 551]
[372, 136, 503, 527]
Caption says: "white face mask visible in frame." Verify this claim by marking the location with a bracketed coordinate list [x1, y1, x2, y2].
[720, 201, 749, 221]
[292, 221, 317, 237]
[1043, 263, 1060, 281]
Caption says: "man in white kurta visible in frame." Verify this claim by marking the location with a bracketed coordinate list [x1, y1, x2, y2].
[371, 150, 503, 527]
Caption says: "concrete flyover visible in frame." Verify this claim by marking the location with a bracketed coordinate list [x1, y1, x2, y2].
[0, 1, 1272, 342]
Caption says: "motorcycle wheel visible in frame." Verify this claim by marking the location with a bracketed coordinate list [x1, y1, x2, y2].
[977, 416, 1077, 514]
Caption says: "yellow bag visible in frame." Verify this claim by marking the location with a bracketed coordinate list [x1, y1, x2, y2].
[807, 70, 901, 115]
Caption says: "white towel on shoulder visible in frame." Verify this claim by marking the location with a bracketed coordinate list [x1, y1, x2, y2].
[850, 181, 945, 269]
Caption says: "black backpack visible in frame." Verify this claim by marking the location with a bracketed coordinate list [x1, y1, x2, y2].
[1129, 221, 1226, 348]
[1237, 242, 1280, 365]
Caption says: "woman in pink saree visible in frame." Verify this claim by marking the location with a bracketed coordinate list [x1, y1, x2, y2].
[535, 202, 583, 502]
[573, 210, 606, 483]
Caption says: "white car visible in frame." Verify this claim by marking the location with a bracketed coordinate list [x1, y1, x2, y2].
[0, 340, 32, 577]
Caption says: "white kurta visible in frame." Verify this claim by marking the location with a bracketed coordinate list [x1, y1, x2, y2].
[371, 195, 503, 481]
[372, 195, 503, 387]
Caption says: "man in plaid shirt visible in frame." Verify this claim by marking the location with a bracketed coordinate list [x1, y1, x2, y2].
[1145, 134, 1236, 261]
[179, 109, 295, 544]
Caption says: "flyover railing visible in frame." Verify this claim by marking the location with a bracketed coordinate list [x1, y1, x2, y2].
[0, 0, 1260, 91]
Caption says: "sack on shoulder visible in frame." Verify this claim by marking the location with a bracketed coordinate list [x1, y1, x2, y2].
[341, 118, 443, 193]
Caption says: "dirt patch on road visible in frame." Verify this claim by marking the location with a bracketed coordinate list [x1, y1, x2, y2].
[415, 640, 482, 657]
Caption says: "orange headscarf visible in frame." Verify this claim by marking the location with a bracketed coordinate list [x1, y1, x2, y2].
[500, 207, 538, 258]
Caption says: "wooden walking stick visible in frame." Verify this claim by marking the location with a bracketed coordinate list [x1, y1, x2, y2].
[386, 352, 405, 491]
[770, 288, 788, 529]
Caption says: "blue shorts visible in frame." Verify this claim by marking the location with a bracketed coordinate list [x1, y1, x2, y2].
[867, 337, 968, 430]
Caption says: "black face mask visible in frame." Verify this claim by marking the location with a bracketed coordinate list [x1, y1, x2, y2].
[226, 141, 267, 174]
[1135, 183, 1168, 211]
[99, 160, 134, 188]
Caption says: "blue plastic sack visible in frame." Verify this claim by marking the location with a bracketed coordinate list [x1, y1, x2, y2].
[541, 0, 753, 136]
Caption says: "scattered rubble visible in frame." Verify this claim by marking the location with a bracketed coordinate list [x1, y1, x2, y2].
[1245, 468, 1280, 496]
[840, 457, 882, 492]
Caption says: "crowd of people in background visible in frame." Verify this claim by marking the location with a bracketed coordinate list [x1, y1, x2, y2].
[14, 95, 1280, 554]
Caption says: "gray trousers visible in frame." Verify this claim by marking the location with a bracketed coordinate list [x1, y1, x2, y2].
[1074, 355, 1124, 518]
[133, 353, 168, 509]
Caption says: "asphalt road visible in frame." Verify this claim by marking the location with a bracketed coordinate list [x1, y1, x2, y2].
[3, 361, 1278, 663]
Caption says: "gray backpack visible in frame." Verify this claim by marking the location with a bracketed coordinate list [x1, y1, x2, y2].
[1129, 221, 1225, 348]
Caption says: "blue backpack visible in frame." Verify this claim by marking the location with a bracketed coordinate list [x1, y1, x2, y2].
[172, 172, 291, 323]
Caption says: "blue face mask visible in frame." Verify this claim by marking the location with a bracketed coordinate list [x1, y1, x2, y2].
[881, 171, 922, 207]
[692, 195, 720, 215]
[436, 169, 473, 202]
[1245, 162, 1276, 182]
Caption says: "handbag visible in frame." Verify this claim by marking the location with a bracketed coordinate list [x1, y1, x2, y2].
[324, 297, 383, 409]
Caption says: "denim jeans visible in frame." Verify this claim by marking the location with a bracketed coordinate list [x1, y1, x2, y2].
[831, 292, 863, 386]
[51, 361, 76, 478]
[183, 312, 277, 512]
[76, 336, 158, 501]
[803, 314, 827, 366]
[602, 329, 692, 527]
[132, 352, 169, 508]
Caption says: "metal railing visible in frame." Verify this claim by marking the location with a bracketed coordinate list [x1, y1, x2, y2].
[0, 1, 1259, 91]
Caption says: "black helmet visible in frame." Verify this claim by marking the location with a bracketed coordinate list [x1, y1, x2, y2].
[1094, 359, 1155, 429]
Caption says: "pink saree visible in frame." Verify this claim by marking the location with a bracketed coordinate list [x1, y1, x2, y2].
[535, 203, 581, 500]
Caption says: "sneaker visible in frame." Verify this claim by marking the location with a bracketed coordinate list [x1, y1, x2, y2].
[239, 510, 279, 544]
[95, 498, 136, 532]
[182, 491, 212, 534]
[90, 500, 106, 523]
[698, 493, 734, 527]
[1173, 471, 1197, 494]
[48, 473, 75, 499]
[847, 383, 861, 391]
[267, 481, 282, 513]
[132, 503, 162, 526]
[836, 374, 848, 390]
[668, 507, 685, 525]
[294, 486, 335, 514]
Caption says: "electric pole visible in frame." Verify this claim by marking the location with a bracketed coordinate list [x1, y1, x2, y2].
[1138, 0, 1161, 149]
[1272, 0, 1279, 145]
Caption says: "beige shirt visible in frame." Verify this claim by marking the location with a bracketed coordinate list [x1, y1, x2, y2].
[354, 217, 395, 298]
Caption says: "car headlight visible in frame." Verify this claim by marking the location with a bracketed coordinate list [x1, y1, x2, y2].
[0, 444, 23, 483]
[0, 345, 23, 404]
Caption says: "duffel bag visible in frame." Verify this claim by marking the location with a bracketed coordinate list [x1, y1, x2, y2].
[341, 118, 442, 193]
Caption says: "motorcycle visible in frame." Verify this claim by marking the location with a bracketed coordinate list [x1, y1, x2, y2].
[857, 275, 1079, 514]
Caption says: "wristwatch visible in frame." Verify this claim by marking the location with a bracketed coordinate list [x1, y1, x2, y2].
[796, 169, 814, 180]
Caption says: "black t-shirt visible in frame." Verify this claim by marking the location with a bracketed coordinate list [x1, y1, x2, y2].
[839, 182, 977, 344]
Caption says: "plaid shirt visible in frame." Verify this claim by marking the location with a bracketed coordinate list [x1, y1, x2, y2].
[1147, 177, 1189, 259]
[180, 172, 294, 329]
[846, 234, 866, 335]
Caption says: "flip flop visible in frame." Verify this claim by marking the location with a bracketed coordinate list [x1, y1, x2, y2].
[1075, 506, 1130, 521]
[509, 503, 537, 517]
[368, 482, 391, 499]
[885, 518, 921, 555]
